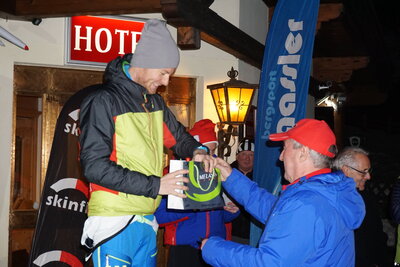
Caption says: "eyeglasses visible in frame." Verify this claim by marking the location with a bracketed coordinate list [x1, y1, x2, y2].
[345, 165, 372, 177]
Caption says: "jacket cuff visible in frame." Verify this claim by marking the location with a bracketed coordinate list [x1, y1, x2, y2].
[224, 168, 242, 187]
[202, 236, 225, 265]
[149, 175, 161, 198]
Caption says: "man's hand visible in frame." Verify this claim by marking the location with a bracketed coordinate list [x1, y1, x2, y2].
[159, 169, 189, 198]
[194, 156, 233, 181]
[199, 155, 232, 182]
[192, 154, 217, 173]
[192, 154, 233, 180]
[214, 157, 233, 181]
[224, 202, 239, 214]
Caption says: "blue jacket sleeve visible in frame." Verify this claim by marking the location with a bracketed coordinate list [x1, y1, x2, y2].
[223, 169, 277, 223]
[222, 209, 240, 223]
[202, 194, 328, 267]
[155, 197, 191, 225]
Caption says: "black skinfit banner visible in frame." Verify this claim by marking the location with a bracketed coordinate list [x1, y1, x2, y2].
[29, 85, 100, 267]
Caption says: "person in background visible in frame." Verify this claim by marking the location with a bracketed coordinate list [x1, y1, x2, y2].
[155, 119, 239, 267]
[229, 138, 254, 244]
[200, 119, 365, 267]
[79, 19, 213, 267]
[230, 138, 254, 178]
[332, 147, 388, 267]
[189, 119, 219, 156]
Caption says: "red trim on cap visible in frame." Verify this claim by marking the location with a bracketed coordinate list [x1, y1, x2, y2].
[269, 132, 290, 141]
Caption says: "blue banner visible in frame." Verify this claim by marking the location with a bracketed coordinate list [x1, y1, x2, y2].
[251, 0, 320, 246]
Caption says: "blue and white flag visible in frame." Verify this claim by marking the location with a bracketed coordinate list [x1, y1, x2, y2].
[251, 0, 320, 246]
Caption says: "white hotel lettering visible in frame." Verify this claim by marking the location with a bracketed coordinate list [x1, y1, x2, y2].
[74, 25, 141, 54]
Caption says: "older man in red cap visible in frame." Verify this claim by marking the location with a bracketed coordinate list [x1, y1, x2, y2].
[200, 119, 365, 267]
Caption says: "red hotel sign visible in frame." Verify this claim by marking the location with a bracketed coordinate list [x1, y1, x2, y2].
[67, 16, 145, 65]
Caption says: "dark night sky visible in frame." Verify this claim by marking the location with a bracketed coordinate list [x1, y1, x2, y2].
[340, 0, 400, 218]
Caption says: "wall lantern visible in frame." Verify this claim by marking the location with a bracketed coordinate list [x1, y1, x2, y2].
[207, 67, 257, 158]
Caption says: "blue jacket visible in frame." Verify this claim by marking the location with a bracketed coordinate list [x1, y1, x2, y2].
[155, 198, 239, 248]
[202, 168, 365, 267]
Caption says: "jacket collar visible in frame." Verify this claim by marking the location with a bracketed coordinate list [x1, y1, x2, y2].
[282, 168, 331, 191]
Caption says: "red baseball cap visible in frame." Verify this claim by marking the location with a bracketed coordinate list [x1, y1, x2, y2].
[269, 119, 337, 158]
[189, 119, 218, 145]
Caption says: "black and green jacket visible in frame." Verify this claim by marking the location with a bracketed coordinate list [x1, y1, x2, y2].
[79, 54, 201, 217]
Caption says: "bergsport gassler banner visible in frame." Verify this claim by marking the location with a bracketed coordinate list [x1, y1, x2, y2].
[251, 0, 320, 246]
[29, 85, 100, 267]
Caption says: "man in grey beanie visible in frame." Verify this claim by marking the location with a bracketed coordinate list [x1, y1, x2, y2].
[79, 19, 213, 267]
[131, 19, 180, 69]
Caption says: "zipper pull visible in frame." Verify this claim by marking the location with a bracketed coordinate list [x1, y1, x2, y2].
[106, 254, 111, 267]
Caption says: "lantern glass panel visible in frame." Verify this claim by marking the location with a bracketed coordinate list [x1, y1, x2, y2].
[211, 87, 228, 122]
[207, 67, 257, 125]
[227, 87, 254, 123]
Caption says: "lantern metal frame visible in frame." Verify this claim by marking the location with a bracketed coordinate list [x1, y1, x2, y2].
[207, 67, 257, 158]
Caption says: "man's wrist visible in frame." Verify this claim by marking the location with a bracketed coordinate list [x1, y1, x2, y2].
[194, 145, 210, 156]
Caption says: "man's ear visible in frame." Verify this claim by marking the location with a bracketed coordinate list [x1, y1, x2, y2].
[342, 166, 350, 177]
[299, 146, 309, 162]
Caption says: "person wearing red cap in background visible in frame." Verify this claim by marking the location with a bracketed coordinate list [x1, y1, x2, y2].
[189, 119, 219, 156]
[200, 118, 366, 267]
[155, 119, 239, 267]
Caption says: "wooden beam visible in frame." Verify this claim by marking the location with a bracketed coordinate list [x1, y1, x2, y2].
[316, 3, 343, 31]
[161, 0, 264, 69]
[200, 32, 262, 68]
[312, 56, 369, 83]
[177, 27, 201, 50]
[0, 0, 161, 19]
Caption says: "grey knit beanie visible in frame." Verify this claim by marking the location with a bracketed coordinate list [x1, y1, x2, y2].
[131, 19, 180, 69]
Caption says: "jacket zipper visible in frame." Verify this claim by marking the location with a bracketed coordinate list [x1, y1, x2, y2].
[141, 95, 160, 210]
